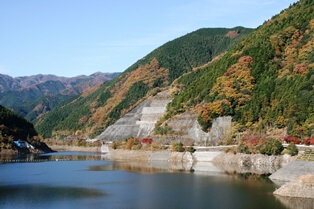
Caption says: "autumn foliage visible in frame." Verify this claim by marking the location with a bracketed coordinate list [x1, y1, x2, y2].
[141, 138, 153, 145]
[238, 136, 284, 155]
[198, 56, 255, 131]
[304, 137, 314, 145]
[92, 58, 169, 128]
[284, 135, 301, 144]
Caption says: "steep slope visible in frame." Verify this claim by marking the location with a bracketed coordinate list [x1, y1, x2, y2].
[0, 105, 37, 139]
[0, 105, 52, 152]
[36, 27, 253, 138]
[12, 94, 65, 122]
[165, 0, 313, 141]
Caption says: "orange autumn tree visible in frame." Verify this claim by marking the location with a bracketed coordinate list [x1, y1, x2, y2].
[91, 58, 169, 130]
[198, 56, 255, 131]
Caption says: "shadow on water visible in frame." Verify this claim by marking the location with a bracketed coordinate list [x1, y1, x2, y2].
[0, 152, 105, 162]
[0, 184, 105, 203]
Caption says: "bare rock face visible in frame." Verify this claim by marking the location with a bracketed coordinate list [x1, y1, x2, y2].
[96, 90, 172, 141]
[167, 113, 232, 145]
[212, 153, 295, 174]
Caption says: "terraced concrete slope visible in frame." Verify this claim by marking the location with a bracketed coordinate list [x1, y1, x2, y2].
[96, 90, 172, 141]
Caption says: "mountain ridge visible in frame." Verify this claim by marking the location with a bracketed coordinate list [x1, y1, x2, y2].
[35, 27, 253, 138]
[0, 72, 120, 92]
[0, 72, 120, 122]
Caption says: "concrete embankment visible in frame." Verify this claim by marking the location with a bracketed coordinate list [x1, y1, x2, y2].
[50, 145, 101, 153]
[212, 152, 295, 166]
[106, 150, 221, 162]
[105, 149, 296, 175]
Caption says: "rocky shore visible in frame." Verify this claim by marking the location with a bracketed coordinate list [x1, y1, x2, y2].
[270, 161, 314, 199]
[49, 145, 101, 152]
[273, 174, 314, 199]
[106, 149, 294, 164]
[104, 149, 296, 174]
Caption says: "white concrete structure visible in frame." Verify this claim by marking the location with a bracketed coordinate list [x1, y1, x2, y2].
[96, 91, 171, 141]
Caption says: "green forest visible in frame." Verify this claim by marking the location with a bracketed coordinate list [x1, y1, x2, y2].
[36, 27, 252, 138]
[168, 0, 313, 137]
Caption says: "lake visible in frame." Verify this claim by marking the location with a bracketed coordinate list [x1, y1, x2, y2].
[0, 152, 311, 209]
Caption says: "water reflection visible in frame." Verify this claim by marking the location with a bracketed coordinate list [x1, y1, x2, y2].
[89, 161, 314, 209]
[89, 160, 278, 176]
[0, 185, 104, 201]
[0, 152, 104, 163]
[0, 152, 312, 209]
[89, 161, 192, 174]
[275, 195, 314, 209]
[211, 161, 280, 174]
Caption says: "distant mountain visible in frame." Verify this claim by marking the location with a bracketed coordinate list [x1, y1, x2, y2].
[35, 27, 253, 138]
[0, 80, 67, 107]
[0, 72, 120, 122]
[0, 72, 119, 93]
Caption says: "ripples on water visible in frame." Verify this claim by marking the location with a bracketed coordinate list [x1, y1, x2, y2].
[0, 152, 312, 209]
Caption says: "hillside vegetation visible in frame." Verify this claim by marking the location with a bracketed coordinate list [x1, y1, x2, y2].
[0, 105, 37, 139]
[35, 27, 253, 138]
[0, 105, 52, 152]
[167, 0, 313, 138]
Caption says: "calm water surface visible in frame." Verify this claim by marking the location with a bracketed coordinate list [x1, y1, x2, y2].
[0, 152, 310, 209]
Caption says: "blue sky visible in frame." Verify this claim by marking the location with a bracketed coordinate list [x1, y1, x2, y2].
[0, 0, 298, 78]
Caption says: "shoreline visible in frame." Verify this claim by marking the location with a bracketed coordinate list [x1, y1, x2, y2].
[104, 149, 296, 174]
[105, 149, 313, 199]
[2, 146, 312, 199]
[49, 145, 101, 153]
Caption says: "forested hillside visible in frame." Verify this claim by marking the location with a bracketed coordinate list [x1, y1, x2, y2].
[167, 0, 313, 138]
[0, 105, 51, 152]
[0, 105, 37, 139]
[36, 27, 253, 138]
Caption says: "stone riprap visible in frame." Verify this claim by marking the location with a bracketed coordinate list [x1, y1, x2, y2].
[273, 175, 314, 199]
[270, 161, 314, 200]
[270, 161, 314, 182]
